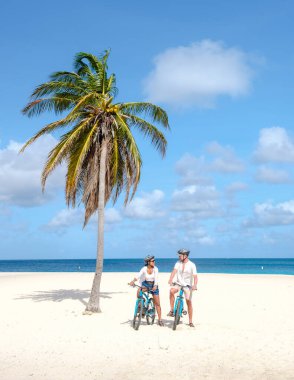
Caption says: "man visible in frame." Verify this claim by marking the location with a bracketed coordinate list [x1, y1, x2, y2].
[168, 249, 198, 327]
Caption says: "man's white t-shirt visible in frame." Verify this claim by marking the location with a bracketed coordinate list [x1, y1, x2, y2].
[174, 260, 197, 287]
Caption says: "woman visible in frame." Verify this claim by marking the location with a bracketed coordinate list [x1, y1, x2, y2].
[129, 255, 164, 326]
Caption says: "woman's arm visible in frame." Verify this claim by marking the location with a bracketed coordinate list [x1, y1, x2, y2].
[153, 267, 159, 287]
[137, 267, 145, 282]
[129, 267, 144, 286]
[129, 277, 138, 286]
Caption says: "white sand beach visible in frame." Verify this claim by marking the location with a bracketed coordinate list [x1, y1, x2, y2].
[0, 272, 294, 380]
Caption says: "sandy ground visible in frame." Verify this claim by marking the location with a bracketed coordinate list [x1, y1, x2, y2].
[0, 272, 294, 380]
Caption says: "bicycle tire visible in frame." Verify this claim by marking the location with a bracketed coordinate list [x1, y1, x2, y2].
[173, 300, 181, 331]
[133, 299, 143, 330]
[146, 298, 155, 325]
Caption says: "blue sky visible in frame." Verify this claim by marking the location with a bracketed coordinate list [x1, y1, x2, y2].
[1, 0, 294, 259]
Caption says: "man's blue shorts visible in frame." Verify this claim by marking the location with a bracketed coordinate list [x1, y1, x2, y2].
[141, 281, 159, 295]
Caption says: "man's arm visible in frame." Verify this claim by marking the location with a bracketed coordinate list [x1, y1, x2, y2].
[192, 274, 198, 290]
[168, 268, 177, 285]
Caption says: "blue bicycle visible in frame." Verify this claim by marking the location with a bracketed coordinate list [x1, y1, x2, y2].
[130, 284, 155, 330]
[172, 282, 188, 330]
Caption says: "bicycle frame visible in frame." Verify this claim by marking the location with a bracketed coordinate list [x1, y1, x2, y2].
[172, 283, 189, 330]
[134, 286, 152, 315]
[173, 287, 185, 317]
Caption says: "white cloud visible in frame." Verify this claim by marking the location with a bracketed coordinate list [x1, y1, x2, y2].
[225, 182, 248, 212]
[254, 127, 294, 163]
[45, 208, 83, 231]
[166, 214, 196, 230]
[262, 233, 276, 245]
[171, 185, 221, 218]
[197, 236, 215, 245]
[124, 190, 165, 219]
[255, 166, 291, 184]
[105, 208, 122, 224]
[175, 154, 211, 185]
[186, 227, 215, 245]
[0, 135, 65, 207]
[44, 207, 121, 233]
[244, 200, 294, 227]
[144, 40, 255, 107]
[164, 215, 215, 245]
[0, 204, 12, 217]
[206, 142, 245, 173]
[226, 182, 248, 193]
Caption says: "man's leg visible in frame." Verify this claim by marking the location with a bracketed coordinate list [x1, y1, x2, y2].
[186, 299, 193, 324]
[185, 287, 194, 326]
[169, 287, 179, 313]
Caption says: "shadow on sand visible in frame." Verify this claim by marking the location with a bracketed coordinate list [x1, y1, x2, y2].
[122, 317, 175, 329]
[15, 289, 127, 307]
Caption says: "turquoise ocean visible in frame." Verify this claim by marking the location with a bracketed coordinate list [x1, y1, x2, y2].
[0, 258, 294, 275]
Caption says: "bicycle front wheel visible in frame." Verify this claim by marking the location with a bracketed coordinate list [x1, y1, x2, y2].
[146, 299, 155, 325]
[133, 299, 143, 330]
[173, 300, 181, 331]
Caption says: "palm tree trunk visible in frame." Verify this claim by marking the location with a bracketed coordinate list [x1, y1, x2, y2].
[85, 139, 107, 312]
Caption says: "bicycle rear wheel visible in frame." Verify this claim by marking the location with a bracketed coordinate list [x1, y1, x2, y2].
[173, 300, 181, 331]
[133, 299, 143, 330]
[146, 299, 155, 325]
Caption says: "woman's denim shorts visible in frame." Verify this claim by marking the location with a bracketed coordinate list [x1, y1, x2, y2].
[142, 280, 159, 295]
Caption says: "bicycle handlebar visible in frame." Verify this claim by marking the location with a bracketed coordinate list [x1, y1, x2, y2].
[128, 283, 154, 293]
[128, 283, 141, 289]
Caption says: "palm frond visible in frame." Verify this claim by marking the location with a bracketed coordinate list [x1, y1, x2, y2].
[126, 115, 167, 157]
[19, 118, 73, 153]
[31, 81, 86, 99]
[65, 123, 98, 200]
[120, 102, 170, 129]
[74, 52, 102, 74]
[22, 96, 75, 117]
[107, 74, 118, 97]
[41, 119, 92, 188]
[114, 113, 142, 199]
[50, 71, 81, 83]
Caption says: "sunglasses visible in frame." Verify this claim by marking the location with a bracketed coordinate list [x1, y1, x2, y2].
[150, 259, 155, 262]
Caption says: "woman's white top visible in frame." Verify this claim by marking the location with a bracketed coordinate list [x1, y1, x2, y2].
[137, 266, 159, 286]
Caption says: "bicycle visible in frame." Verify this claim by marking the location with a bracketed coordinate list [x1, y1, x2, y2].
[129, 283, 156, 330]
[171, 282, 189, 330]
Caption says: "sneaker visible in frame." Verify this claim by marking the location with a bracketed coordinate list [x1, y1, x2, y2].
[158, 320, 164, 327]
[188, 322, 195, 328]
[167, 311, 174, 317]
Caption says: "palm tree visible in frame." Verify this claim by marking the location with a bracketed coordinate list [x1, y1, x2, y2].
[21, 51, 169, 312]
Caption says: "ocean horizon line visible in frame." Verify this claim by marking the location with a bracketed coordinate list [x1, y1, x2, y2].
[1, 257, 294, 261]
[1, 258, 293, 275]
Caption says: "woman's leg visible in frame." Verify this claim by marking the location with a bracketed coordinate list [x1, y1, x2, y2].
[153, 294, 162, 320]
